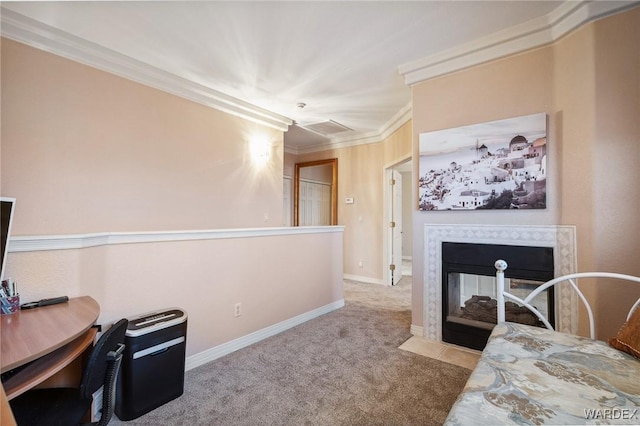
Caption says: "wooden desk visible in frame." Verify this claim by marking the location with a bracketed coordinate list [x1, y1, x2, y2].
[1, 296, 100, 401]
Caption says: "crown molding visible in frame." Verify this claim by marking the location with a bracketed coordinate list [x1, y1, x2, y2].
[0, 8, 293, 132]
[377, 102, 413, 141]
[399, 0, 639, 86]
[4, 2, 634, 154]
[293, 103, 412, 155]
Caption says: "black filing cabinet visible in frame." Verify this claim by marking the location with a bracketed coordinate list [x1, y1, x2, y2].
[115, 308, 187, 421]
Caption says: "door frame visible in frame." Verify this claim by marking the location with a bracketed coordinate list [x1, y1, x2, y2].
[382, 154, 412, 286]
[293, 158, 338, 226]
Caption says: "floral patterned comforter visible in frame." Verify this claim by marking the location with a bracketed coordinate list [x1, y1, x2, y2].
[444, 322, 640, 425]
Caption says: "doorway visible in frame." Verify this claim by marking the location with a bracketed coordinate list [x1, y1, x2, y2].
[293, 159, 338, 226]
[384, 157, 413, 286]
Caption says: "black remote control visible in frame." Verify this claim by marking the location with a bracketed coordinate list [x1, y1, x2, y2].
[39, 296, 69, 307]
[21, 296, 69, 310]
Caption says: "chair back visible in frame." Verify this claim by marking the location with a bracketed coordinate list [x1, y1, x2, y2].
[495, 261, 640, 339]
[80, 319, 128, 400]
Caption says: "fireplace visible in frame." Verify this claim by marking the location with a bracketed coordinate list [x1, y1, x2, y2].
[441, 242, 555, 350]
[422, 224, 577, 344]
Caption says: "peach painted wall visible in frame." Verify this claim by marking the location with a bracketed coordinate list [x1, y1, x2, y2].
[1, 38, 345, 361]
[554, 20, 597, 273]
[299, 143, 383, 282]
[283, 152, 297, 178]
[383, 120, 412, 164]
[587, 8, 640, 335]
[299, 164, 333, 183]
[1, 38, 284, 234]
[411, 45, 557, 330]
[298, 120, 412, 283]
[4, 229, 344, 359]
[553, 18, 599, 337]
[412, 7, 640, 339]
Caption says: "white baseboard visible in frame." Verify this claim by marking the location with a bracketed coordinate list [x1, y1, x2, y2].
[185, 299, 345, 371]
[410, 324, 423, 337]
[343, 274, 385, 285]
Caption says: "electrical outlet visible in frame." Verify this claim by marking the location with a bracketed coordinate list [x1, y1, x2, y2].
[234, 302, 242, 317]
[358, 260, 363, 268]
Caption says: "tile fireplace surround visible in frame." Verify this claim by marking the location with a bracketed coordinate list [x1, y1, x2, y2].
[423, 224, 577, 342]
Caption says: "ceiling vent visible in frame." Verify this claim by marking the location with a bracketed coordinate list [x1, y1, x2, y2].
[303, 120, 353, 136]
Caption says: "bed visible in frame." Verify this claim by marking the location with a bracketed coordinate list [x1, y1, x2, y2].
[444, 265, 640, 425]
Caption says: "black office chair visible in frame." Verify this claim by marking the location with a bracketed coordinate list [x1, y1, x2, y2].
[10, 319, 128, 426]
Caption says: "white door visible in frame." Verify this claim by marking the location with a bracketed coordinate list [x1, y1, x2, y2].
[299, 180, 331, 226]
[390, 170, 403, 285]
[283, 177, 292, 226]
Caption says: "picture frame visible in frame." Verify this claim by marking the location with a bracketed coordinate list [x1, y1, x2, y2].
[418, 113, 547, 211]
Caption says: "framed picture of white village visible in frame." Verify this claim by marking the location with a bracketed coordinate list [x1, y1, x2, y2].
[419, 113, 547, 211]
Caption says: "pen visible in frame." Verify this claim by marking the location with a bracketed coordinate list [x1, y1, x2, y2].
[1, 280, 9, 297]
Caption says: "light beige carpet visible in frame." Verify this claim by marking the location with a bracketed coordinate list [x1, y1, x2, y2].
[111, 277, 471, 425]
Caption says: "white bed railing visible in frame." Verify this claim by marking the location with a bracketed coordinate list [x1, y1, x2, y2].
[494, 259, 640, 339]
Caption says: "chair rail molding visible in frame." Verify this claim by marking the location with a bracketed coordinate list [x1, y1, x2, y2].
[8, 226, 345, 253]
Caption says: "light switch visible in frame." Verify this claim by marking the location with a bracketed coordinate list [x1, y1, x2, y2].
[345, 197, 354, 204]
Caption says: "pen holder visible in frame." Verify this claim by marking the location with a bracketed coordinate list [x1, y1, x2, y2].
[1, 294, 20, 315]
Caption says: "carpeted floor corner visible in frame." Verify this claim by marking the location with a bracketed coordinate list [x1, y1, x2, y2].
[111, 277, 471, 425]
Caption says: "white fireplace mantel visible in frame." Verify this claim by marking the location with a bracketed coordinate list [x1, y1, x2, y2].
[423, 224, 577, 342]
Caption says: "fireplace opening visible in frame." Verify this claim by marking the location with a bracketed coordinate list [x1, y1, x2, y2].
[442, 242, 554, 350]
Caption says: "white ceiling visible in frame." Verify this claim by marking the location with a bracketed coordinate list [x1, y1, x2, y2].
[2, 1, 636, 153]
